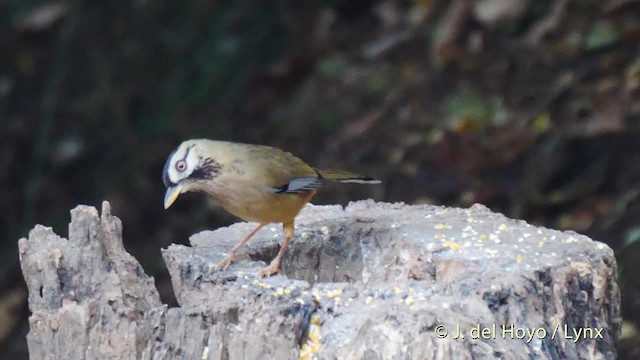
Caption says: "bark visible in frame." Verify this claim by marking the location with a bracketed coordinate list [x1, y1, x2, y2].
[19, 201, 620, 359]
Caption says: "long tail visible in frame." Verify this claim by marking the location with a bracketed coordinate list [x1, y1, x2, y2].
[315, 168, 381, 184]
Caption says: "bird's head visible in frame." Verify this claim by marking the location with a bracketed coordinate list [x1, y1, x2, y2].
[162, 139, 222, 209]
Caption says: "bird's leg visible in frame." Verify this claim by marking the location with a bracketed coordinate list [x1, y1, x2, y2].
[258, 221, 294, 277]
[217, 223, 266, 270]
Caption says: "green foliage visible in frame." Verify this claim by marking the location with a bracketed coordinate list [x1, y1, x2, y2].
[141, 2, 288, 137]
[363, 73, 387, 94]
[317, 56, 348, 79]
[585, 21, 619, 50]
[624, 226, 640, 248]
[447, 90, 495, 130]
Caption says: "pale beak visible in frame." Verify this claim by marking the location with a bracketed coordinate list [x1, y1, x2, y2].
[164, 184, 183, 209]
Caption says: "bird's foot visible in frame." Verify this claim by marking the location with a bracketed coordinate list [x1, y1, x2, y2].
[216, 252, 249, 271]
[257, 260, 281, 278]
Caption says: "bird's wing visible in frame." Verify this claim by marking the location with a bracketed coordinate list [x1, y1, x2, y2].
[269, 176, 324, 194]
[245, 145, 321, 194]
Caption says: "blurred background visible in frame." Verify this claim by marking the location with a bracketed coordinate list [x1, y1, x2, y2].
[2, 0, 640, 357]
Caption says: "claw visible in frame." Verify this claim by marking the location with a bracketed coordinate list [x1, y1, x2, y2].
[215, 252, 249, 271]
[216, 257, 233, 271]
[257, 260, 280, 278]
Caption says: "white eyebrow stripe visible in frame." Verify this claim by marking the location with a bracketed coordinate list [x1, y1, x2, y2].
[167, 144, 196, 184]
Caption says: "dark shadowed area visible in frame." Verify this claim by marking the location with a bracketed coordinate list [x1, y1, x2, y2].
[1, 0, 639, 358]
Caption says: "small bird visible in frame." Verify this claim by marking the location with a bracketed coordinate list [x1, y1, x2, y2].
[162, 139, 380, 277]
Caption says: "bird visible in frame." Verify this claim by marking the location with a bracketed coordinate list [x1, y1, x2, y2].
[162, 139, 380, 277]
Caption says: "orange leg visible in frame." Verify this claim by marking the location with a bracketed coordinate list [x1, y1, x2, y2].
[257, 191, 316, 277]
[217, 223, 267, 270]
[258, 221, 294, 277]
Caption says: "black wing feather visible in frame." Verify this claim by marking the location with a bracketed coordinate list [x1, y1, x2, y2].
[270, 176, 324, 194]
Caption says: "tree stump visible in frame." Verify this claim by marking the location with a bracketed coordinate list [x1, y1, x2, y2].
[19, 201, 620, 359]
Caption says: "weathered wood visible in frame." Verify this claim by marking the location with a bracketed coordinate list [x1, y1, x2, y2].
[19, 201, 620, 359]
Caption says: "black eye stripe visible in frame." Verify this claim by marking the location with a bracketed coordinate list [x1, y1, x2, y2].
[190, 157, 221, 180]
[163, 144, 204, 187]
[172, 144, 195, 172]
[182, 145, 195, 161]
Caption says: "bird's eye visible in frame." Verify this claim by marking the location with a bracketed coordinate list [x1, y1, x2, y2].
[175, 160, 187, 172]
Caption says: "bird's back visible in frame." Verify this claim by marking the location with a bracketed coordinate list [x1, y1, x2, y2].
[197, 140, 318, 223]
[200, 140, 317, 187]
